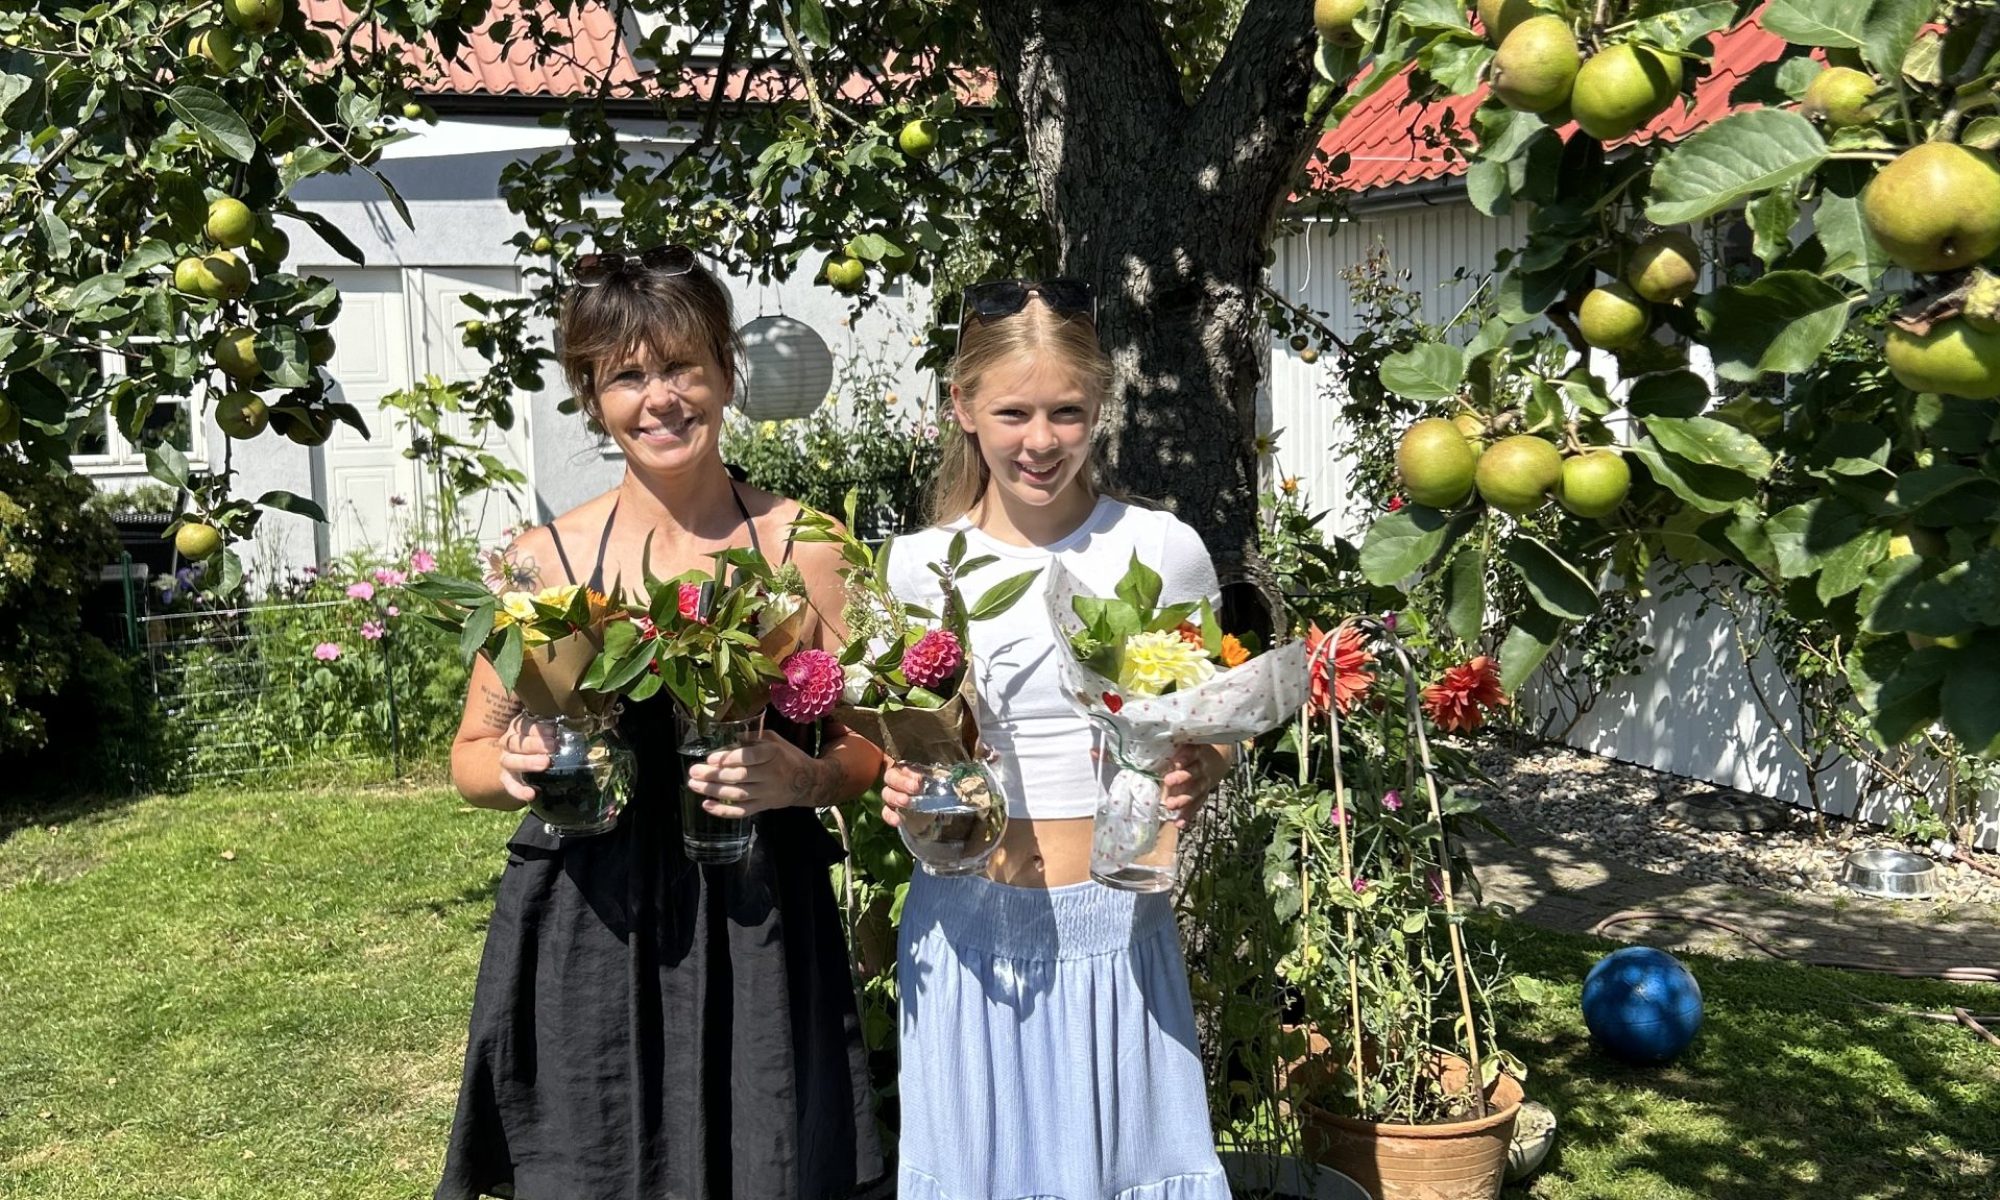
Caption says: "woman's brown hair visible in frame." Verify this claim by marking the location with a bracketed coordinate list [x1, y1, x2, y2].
[556, 257, 744, 431]
[929, 297, 1116, 526]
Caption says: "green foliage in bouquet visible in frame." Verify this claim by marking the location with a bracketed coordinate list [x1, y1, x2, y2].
[1066, 553, 1252, 687]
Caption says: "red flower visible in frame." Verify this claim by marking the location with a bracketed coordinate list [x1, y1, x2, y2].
[677, 582, 705, 623]
[772, 649, 843, 723]
[1420, 655, 1509, 733]
[1174, 621, 1204, 648]
[1101, 691, 1124, 714]
[1306, 624, 1375, 716]
[635, 615, 659, 641]
[1387, 496, 1405, 512]
[901, 629, 964, 689]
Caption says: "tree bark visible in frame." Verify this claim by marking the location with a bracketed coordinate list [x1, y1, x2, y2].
[979, 0, 1325, 604]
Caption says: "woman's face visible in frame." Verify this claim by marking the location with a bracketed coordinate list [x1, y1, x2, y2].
[954, 353, 1099, 509]
[593, 339, 729, 474]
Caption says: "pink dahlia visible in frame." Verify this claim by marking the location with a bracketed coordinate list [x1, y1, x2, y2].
[772, 650, 843, 723]
[677, 582, 706, 623]
[901, 629, 963, 690]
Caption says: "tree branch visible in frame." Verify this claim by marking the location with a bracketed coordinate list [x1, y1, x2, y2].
[1188, 0, 1325, 193]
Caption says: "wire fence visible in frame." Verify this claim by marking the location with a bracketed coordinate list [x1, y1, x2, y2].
[140, 599, 404, 787]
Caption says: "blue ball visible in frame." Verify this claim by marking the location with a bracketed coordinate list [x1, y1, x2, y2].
[1581, 946, 1703, 1064]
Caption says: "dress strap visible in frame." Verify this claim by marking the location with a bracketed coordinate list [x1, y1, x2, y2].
[544, 523, 580, 586]
[588, 499, 620, 594]
[729, 481, 764, 559]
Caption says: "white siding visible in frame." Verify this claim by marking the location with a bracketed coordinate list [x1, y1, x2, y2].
[1265, 200, 2000, 850]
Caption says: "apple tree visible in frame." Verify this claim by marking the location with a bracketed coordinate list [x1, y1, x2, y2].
[1336, 0, 2000, 769]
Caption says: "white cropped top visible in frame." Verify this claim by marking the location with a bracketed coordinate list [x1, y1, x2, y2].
[885, 497, 1222, 820]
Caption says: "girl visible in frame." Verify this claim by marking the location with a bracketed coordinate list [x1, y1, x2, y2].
[437, 246, 883, 1199]
[881, 279, 1232, 1200]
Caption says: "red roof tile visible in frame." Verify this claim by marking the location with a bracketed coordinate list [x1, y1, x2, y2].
[1311, 16, 1788, 195]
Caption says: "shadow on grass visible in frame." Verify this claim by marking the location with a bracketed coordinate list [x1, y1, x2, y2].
[1491, 921, 2000, 1199]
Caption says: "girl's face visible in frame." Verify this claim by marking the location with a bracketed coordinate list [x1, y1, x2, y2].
[954, 353, 1099, 509]
[593, 339, 729, 474]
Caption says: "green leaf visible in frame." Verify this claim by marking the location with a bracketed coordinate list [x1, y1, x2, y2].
[1359, 507, 1476, 586]
[1443, 544, 1484, 645]
[1747, 186, 1800, 266]
[1696, 271, 1856, 382]
[459, 604, 496, 668]
[1869, 646, 1951, 744]
[1378, 344, 1465, 402]
[1941, 646, 2000, 755]
[66, 272, 126, 313]
[146, 443, 190, 489]
[1626, 438, 1761, 513]
[289, 208, 366, 265]
[254, 490, 327, 521]
[1497, 608, 1564, 694]
[1501, 536, 1599, 620]
[1114, 555, 1163, 613]
[166, 85, 255, 162]
[795, 0, 831, 47]
[1397, 0, 1474, 33]
[493, 624, 526, 691]
[1861, 0, 1933, 78]
[1646, 110, 1828, 225]
[1642, 416, 1775, 479]
[1627, 2, 1738, 51]
[1813, 161, 1892, 287]
[1626, 370, 1711, 418]
[1762, 0, 1870, 47]
[966, 568, 1042, 622]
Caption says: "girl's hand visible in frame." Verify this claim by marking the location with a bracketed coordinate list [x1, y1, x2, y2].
[1161, 744, 1230, 829]
[686, 731, 837, 818]
[495, 714, 559, 804]
[878, 759, 926, 828]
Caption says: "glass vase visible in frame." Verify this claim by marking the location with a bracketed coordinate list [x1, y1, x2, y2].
[898, 759, 1007, 877]
[1090, 766, 1180, 893]
[520, 711, 634, 838]
[678, 710, 765, 864]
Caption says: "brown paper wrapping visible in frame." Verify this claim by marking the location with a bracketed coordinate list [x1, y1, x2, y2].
[833, 676, 980, 764]
[507, 628, 609, 720]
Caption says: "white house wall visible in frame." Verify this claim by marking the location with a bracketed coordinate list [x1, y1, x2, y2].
[1265, 200, 1999, 850]
[112, 113, 936, 576]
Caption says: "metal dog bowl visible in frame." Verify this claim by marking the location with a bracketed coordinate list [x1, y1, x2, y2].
[1840, 848, 1939, 900]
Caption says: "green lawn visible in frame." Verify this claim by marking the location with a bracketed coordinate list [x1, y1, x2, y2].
[1, 785, 1995, 1199]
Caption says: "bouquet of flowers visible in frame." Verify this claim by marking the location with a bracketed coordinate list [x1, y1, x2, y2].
[789, 500, 1040, 875]
[1047, 555, 1310, 891]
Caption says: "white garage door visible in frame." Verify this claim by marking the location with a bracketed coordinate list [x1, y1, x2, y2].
[316, 266, 533, 560]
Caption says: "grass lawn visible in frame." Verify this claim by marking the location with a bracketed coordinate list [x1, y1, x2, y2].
[2, 784, 1995, 1198]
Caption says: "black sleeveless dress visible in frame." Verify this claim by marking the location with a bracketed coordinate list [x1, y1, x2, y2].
[436, 490, 883, 1200]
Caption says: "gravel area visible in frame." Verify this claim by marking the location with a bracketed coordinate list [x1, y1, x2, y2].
[1460, 741, 2000, 909]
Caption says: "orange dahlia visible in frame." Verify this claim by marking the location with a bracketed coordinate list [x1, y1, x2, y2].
[1306, 623, 1375, 715]
[1420, 655, 1509, 733]
[1219, 634, 1251, 668]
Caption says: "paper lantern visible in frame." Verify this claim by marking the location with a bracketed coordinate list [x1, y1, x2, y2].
[736, 315, 834, 420]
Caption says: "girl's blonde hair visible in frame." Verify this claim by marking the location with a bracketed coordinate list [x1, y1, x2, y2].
[556, 260, 743, 432]
[929, 297, 1116, 526]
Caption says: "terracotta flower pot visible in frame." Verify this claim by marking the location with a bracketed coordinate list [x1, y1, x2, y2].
[1298, 1052, 1524, 1200]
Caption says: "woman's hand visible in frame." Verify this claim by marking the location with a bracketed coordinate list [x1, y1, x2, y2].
[686, 731, 839, 819]
[1161, 743, 1230, 829]
[878, 759, 925, 828]
[495, 714, 559, 804]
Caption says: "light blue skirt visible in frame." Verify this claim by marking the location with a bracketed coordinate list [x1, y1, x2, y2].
[896, 871, 1229, 1200]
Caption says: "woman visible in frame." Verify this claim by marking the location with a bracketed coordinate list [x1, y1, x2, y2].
[437, 245, 883, 1200]
[880, 279, 1233, 1199]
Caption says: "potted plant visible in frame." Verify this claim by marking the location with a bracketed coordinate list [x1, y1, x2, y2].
[1273, 616, 1528, 1200]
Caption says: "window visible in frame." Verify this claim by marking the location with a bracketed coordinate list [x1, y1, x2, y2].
[73, 347, 205, 470]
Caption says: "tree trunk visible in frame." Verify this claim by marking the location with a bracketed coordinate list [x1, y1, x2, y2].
[979, 0, 1327, 607]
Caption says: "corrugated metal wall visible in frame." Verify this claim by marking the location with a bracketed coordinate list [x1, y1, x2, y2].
[1264, 202, 2000, 850]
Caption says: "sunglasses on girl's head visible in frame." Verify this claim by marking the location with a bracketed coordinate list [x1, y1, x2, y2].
[958, 278, 1098, 327]
[573, 244, 698, 288]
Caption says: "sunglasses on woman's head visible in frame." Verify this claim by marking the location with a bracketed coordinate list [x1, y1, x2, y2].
[573, 244, 698, 288]
[957, 278, 1098, 329]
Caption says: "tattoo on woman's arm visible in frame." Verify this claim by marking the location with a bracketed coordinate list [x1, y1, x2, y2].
[477, 684, 522, 733]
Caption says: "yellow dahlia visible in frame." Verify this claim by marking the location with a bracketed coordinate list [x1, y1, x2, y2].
[1117, 629, 1217, 697]
[500, 591, 540, 624]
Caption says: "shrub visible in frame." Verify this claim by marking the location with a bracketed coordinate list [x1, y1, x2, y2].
[0, 456, 117, 757]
